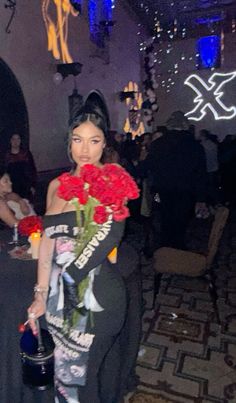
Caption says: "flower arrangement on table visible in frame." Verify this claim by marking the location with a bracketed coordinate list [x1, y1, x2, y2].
[57, 163, 139, 262]
[18, 216, 43, 259]
[18, 216, 43, 237]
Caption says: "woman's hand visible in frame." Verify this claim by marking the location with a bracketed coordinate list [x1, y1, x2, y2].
[27, 234, 54, 334]
[19, 198, 30, 215]
[27, 292, 47, 335]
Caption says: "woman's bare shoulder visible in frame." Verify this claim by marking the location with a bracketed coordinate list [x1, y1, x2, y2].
[47, 178, 59, 203]
[48, 177, 60, 192]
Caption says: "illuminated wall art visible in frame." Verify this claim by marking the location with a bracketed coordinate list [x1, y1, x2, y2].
[42, 0, 80, 63]
[184, 72, 236, 121]
[123, 81, 145, 138]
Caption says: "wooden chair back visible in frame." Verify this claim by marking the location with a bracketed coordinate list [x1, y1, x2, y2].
[206, 207, 229, 268]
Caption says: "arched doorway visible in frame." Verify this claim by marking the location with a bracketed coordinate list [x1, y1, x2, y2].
[0, 58, 29, 156]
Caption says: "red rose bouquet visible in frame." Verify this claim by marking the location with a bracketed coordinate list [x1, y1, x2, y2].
[18, 215, 43, 237]
[57, 163, 139, 257]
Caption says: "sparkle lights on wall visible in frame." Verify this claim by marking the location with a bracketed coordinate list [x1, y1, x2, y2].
[142, 40, 158, 126]
[42, 0, 80, 63]
[135, 1, 236, 96]
[184, 71, 236, 121]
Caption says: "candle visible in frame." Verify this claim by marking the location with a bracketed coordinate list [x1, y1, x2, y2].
[29, 232, 41, 259]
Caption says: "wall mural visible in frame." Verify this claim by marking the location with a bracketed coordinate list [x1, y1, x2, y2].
[42, 0, 80, 63]
[123, 81, 145, 138]
[184, 71, 236, 121]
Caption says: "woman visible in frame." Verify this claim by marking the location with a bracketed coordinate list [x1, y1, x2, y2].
[5, 133, 37, 200]
[0, 168, 35, 227]
[28, 103, 139, 402]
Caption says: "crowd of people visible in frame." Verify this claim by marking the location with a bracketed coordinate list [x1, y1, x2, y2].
[102, 111, 236, 253]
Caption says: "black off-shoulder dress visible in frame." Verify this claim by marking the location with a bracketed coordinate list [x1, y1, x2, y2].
[43, 211, 126, 403]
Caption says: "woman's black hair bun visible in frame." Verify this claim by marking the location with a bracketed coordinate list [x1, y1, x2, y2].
[84, 90, 110, 131]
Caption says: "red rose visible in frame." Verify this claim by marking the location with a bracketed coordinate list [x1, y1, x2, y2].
[57, 173, 87, 202]
[97, 188, 117, 206]
[93, 205, 108, 224]
[57, 164, 139, 228]
[89, 176, 107, 200]
[101, 164, 139, 201]
[80, 164, 102, 184]
[113, 205, 130, 222]
[102, 163, 123, 177]
[18, 216, 43, 236]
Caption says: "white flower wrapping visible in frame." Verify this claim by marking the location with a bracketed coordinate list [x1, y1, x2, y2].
[55, 238, 103, 312]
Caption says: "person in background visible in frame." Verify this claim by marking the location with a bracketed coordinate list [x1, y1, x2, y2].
[0, 167, 35, 227]
[188, 124, 196, 140]
[140, 126, 168, 256]
[151, 126, 167, 143]
[5, 133, 37, 200]
[219, 134, 236, 206]
[144, 111, 207, 250]
[136, 132, 152, 154]
[198, 129, 220, 209]
[112, 131, 125, 158]
[101, 145, 120, 164]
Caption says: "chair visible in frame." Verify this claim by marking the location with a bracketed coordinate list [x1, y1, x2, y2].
[152, 206, 229, 323]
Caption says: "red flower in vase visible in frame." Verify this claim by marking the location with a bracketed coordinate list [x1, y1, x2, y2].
[18, 216, 43, 236]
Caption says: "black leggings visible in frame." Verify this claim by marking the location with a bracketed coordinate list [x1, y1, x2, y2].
[55, 334, 120, 403]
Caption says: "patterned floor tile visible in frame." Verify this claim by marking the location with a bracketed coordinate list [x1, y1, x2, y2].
[126, 209, 236, 403]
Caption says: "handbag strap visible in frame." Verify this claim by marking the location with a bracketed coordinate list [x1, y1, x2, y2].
[35, 319, 45, 354]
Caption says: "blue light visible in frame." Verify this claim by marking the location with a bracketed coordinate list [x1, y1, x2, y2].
[195, 15, 223, 25]
[88, 0, 98, 44]
[102, 0, 113, 20]
[197, 35, 220, 69]
[88, 0, 115, 46]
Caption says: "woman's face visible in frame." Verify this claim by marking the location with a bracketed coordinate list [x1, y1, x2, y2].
[0, 174, 12, 195]
[71, 121, 105, 168]
[10, 134, 21, 148]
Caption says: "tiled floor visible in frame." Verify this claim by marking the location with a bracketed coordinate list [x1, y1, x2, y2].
[125, 209, 236, 403]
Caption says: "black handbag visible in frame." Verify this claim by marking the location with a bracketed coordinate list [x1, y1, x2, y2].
[20, 320, 55, 390]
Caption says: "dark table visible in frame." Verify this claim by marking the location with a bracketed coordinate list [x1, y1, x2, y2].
[0, 230, 54, 403]
[0, 231, 142, 403]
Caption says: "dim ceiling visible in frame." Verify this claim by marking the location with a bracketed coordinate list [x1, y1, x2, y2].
[126, 0, 236, 36]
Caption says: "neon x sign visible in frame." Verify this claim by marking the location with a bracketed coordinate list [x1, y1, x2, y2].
[184, 71, 236, 121]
